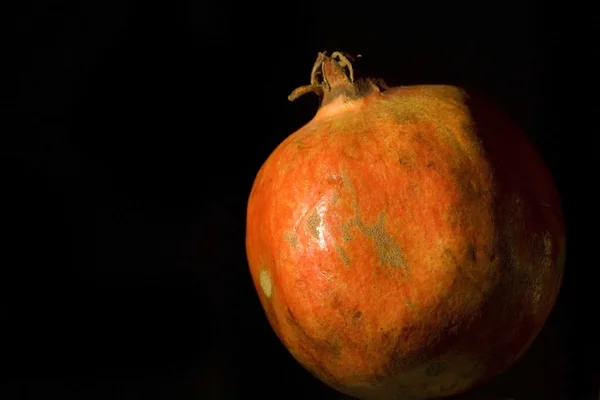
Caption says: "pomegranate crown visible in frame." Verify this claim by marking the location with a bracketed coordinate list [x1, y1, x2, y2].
[288, 51, 387, 106]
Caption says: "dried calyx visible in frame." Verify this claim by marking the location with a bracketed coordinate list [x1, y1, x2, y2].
[288, 51, 388, 106]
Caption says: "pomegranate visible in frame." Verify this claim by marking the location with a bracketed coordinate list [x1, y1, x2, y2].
[245, 51, 565, 399]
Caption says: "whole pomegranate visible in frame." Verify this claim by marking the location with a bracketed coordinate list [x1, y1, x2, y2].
[246, 51, 565, 400]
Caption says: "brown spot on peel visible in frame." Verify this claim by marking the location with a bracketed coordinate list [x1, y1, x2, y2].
[331, 192, 340, 204]
[284, 231, 300, 249]
[335, 244, 351, 265]
[342, 218, 356, 241]
[359, 212, 405, 269]
[340, 171, 406, 269]
[307, 208, 321, 240]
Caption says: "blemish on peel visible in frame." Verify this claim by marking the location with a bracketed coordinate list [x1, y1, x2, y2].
[340, 170, 406, 269]
[462, 358, 484, 376]
[535, 231, 553, 269]
[335, 244, 350, 265]
[440, 379, 459, 392]
[284, 231, 299, 249]
[342, 217, 357, 241]
[543, 232, 552, 257]
[320, 269, 333, 281]
[398, 156, 414, 166]
[307, 209, 321, 240]
[259, 269, 272, 298]
[286, 306, 342, 361]
[467, 243, 477, 262]
[358, 212, 405, 269]
[426, 361, 448, 377]
[530, 276, 543, 310]
[306, 203, 328, 249]
[331, 192, 340, 205]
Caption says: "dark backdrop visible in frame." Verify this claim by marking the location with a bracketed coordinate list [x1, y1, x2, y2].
[4, 0, 596, 399]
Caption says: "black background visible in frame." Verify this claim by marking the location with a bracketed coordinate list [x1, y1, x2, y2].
[4, 0, 597, 399]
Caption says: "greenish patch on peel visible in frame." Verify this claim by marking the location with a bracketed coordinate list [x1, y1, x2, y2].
[380, 85, 481, 161]
[383, 86, 468, 123]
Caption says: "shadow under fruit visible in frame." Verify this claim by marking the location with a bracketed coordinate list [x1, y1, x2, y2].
[245, 51, 565, 400]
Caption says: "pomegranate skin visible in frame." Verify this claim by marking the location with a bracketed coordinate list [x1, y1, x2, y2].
[245, 52, 565, 400]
